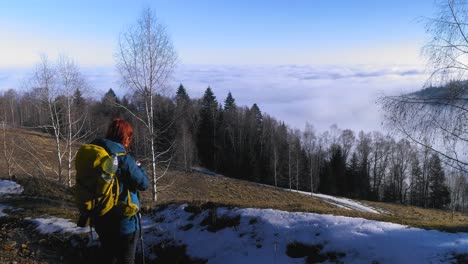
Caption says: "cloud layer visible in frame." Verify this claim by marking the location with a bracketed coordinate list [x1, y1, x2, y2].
[173, 64, 428, 132]
[0, 64, 428, 133]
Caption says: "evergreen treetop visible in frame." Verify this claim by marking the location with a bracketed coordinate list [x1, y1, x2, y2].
[176, 84, 190, 103]
[224, 92, 236, 111]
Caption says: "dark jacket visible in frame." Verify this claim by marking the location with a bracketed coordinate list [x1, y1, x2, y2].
[91, 138, 149, 235]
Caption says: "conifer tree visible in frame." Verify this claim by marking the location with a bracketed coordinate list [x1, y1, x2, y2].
[219, 92, 238, 177]
[409, 155, 424, 206]
[320, 144, 345, 195]
[224, 92, 236, 111]
[428, 154, 451, 209]
[197, 87, 219, 170]
[346, 152, 360, 198]
[245, 103, 264, 182]
[101, 88, 122, 118]
[176, 84, 190, 105]
[73, 88, 85, 107]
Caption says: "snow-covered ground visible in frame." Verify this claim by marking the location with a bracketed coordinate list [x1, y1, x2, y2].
[0, 180, 96, 246]
[257, 180, 382, 214]
[0, 180, 24, 217]
[311, 193, 381, 214]
[1, 179, 467, 263]
[143, 204, 468, 264]
[0, 180, 24, 196]
[25, 217, 90, 235]
[24, 217, 99, 247]
[0, 180, 89, 234]
[290, 190, 382, 214]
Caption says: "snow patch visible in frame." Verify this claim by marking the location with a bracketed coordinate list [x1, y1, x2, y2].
[311, 193, 381, 214]
[0, 180, 24, 217]
[0, 204, 12, 217]
[288, 189, 382, 214]
[256, 181, 383, 214]
[142, 204, 468, 264]
[0, 180, 24, 196]
[26, 217, 90, 235]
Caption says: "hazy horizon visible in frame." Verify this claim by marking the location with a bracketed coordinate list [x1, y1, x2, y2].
[0, 0, 435, 132]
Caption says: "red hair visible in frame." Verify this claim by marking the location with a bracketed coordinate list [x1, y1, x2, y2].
[106, 118, 134, 150]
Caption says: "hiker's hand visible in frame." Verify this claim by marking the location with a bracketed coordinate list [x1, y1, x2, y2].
[136, 161, 142, 167]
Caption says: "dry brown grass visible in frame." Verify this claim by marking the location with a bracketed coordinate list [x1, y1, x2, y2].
[1, 128, 468, 233]
[364, 200, 468, 233]
[0, 128, 67, 180]
[144, 170, 468, 233]
[148, 170, 339, 214]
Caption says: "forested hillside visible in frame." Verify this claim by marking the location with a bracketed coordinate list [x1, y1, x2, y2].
[0, 81, 464, 212]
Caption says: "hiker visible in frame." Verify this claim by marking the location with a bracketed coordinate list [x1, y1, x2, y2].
[90, 118, 149, 264]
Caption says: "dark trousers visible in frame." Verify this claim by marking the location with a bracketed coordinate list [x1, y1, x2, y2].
[97, 231, 138, 264]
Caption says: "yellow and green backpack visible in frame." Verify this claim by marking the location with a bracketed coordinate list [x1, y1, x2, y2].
[74, 144, 125, 227]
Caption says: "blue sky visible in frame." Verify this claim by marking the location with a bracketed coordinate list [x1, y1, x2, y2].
[0, 0, 434, 66]
[0, 0, 436, 131]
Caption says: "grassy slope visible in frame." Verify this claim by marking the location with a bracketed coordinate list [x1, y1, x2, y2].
[1, 128, 468, 233]
[151, 171, 468, 233]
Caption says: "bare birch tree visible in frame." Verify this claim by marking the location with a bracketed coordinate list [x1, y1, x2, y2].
[1, 121, 15, 179]
[28, 55, 89, 185]
[303, 123, 317, 193]
[116, 7, 177, 201]
[380, 0, 468, 172]
[31, 55, 65, 182]
[369, 132, 391, 200]
[57, 55, 89, 187]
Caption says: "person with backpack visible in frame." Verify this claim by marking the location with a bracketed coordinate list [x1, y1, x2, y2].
[76, 118, 149, 264]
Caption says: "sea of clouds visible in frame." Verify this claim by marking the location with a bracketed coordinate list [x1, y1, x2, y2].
[0, 64, 428, 133]
[173, 64, 428, 132]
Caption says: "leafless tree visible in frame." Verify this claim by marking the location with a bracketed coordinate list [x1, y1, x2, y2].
[27, 55, 89, 185]
[418, 143, 432, 207]
[287, 129, 301, 190]
[447, 170, 466, 214]
[30, 55, 65, 182]
[303, 123, 317, 193]
[0, 92, 16, 178]
[423, 0, 468, 84]
[389, 139, 413, 204]
[340, 129, 355, 162]
[292, 129, 302, 191]
[116, 7, 177, 201]
[1, 90, 19, 127]
[57, 55, 89, 187]
[369, 132, 391, 200]
[380, 0, 468, 173]
[1, 121, 15, 179]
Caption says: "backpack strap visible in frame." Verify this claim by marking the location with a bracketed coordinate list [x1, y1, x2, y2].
[116, 152, 127, 157]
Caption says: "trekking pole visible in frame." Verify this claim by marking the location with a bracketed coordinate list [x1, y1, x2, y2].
[89, 225, 94, 241]
[137, 191, 145, 264]
[138, 211, 145, 264]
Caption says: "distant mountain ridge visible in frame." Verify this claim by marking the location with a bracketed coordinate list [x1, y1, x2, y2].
[409, 81, 468, 98]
